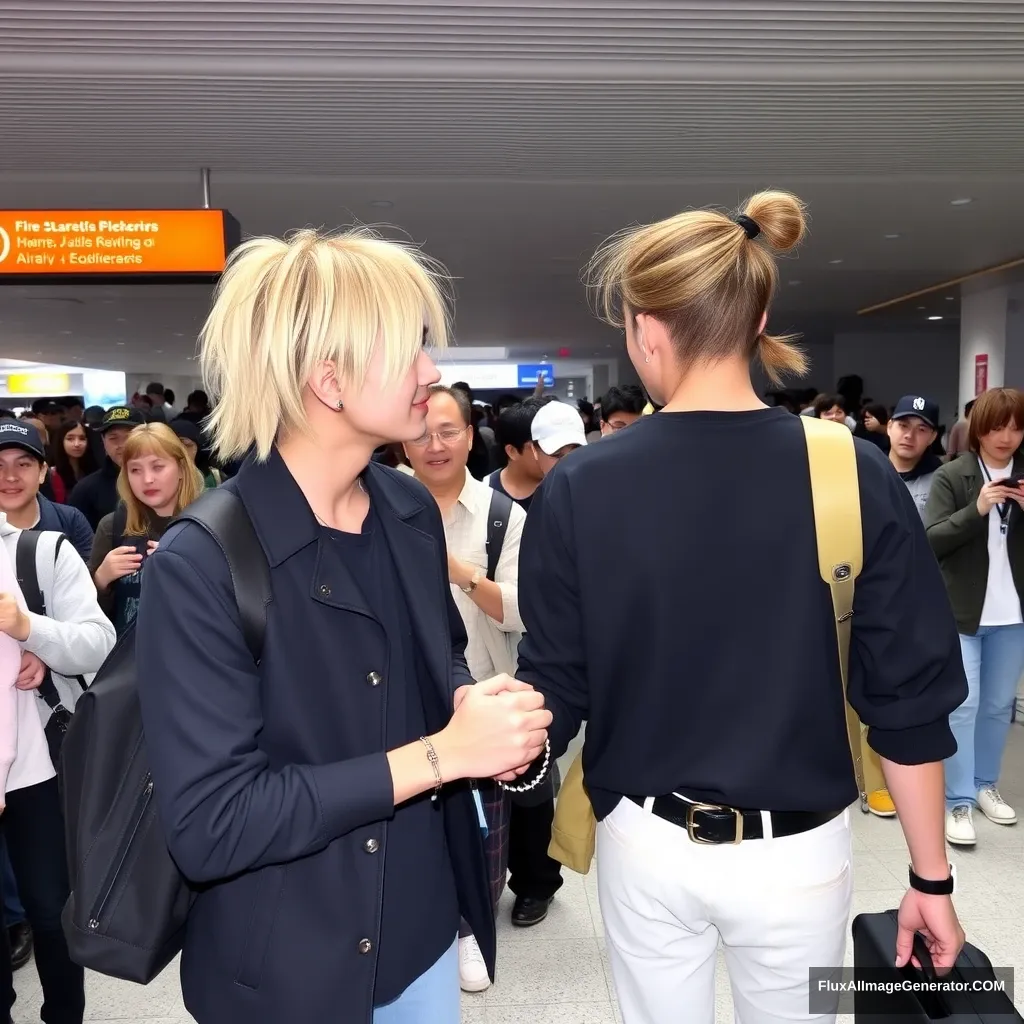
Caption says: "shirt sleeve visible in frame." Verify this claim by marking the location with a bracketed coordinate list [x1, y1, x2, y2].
[136, 529, 398, 884]
[20, 539, 116, 676]
[492, 502, 526, 635]
[849, 445, 968, 764]
[515, 470, 589, 759]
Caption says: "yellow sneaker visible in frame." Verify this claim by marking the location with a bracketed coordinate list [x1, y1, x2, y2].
[866, 789, 896, 817]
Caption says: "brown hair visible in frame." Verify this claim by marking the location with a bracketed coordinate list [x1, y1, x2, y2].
[116, 423, 203, 536]
[969, 388, 1024, 452]
[587, 190, 808, 385]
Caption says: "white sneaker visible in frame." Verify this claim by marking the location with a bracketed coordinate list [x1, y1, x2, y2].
[458, 935, 490, 993]
[978, 786, 1017, 825]
[945, 804, 976, 846]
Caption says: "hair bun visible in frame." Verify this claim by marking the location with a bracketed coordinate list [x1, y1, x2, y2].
[740, 191, 807, 253]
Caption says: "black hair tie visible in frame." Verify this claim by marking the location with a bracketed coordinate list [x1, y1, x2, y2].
[735, 214, 761, 240]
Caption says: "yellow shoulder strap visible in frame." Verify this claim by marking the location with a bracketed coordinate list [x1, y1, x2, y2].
[799, 416, 865, 796]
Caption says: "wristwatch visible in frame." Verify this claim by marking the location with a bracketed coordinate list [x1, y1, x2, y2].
[908, 864, 956, 896]
[461, 569, 483, 595]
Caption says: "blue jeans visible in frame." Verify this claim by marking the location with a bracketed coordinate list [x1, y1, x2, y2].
[372, 939, 459, 1024]
[946, 624, 1024, 808]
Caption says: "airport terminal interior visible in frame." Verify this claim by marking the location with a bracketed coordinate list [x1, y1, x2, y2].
[2, 1, 1024, 1022]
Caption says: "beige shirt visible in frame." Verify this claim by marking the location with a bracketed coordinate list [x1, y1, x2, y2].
[441, 472, 526, 680]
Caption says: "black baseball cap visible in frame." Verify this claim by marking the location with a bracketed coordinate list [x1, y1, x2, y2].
[100, 406, 146, 432]
[0, 419, 45, 461]
[891, 395, 939, 430]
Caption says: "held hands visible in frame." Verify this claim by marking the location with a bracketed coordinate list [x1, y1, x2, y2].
[436, 674, 551, 783]
[895, 889, 965, 975]
[0, 594, 30, 642]
[16, 651, 44, 691]
[96, 546, 144, 588]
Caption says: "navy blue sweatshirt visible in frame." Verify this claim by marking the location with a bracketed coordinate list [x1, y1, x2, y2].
[516, 407, 967, 818]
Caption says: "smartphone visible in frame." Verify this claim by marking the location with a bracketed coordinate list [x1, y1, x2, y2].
[999, 476, 1024, 489]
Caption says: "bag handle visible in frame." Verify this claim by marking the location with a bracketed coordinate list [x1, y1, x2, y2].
[800, 417, 865, 796]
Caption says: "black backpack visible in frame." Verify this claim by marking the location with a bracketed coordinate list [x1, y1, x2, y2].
[60, 488, 271, 984]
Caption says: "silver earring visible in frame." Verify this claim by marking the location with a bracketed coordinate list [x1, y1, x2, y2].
[644, 353, 651, 364]
[336, 400, 344, 410]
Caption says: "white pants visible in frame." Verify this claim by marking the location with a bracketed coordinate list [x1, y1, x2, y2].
[597, 797, 852, 1024]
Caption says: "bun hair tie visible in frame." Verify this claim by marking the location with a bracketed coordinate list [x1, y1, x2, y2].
[735, 214, 761, 240]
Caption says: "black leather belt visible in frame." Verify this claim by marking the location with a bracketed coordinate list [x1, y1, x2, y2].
[627, 794, 841, 845]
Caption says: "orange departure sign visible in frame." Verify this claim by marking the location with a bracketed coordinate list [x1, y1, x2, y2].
[0, 209, 240, 278]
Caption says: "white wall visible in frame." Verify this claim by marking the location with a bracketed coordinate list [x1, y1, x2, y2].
[833, 328, 961, 428]
[1003, 285, 1024, 391]
[960, 284, 1009, 412]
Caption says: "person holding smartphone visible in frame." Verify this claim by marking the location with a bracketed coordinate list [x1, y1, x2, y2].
[89, 423, 203, 636]
[926, 386, 1024, 846]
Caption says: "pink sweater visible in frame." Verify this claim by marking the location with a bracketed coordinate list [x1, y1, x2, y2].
[0, 540, 55, 796]
[0, 542, 21, 793]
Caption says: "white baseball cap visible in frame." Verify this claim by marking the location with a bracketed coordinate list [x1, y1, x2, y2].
[531, 400, 588, 455]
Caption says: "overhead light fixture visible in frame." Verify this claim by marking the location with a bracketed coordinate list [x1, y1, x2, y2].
[917, 305, 927, 310]
[828, 259, 843, 265]
[946, 295, 956, 301]
[884, 233, 901, 239]
[928, 315, 943, 321]
[950, 198, 973, 206]
[369, 200, 394, 209]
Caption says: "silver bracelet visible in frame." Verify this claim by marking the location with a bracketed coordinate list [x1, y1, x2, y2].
[420, 736, 443, 800]
[498, 738, 552, 794]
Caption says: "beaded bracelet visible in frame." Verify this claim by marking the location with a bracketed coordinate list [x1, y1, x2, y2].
[498, 738, 552, 794]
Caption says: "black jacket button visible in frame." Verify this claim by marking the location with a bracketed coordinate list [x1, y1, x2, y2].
[358, 938, 372, 954]
[319, 584, 331, 597]
[363, 838, 379, 854]
[366, 671, 382, 687]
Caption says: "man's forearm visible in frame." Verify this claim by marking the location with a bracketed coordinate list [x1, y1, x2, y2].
[883, 759, 949, 879]
[468, 576, 505, 623]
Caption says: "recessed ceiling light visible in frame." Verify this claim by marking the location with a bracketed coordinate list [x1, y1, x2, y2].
[369, 200, 393, 209]
[950, 198, 973, 206]
[928, 315, 943, 321]
[116, 317, 126, 323]
[154, 349, 163, 354]
[59, 330, 71, 336]
[884, 233, 901, 239]
[917, 305, 927, 310]
[789, 280, 801, 286]
[116, 341, 125, 345]
[828, 259, 843, 265]
[946, 295, 956, 301]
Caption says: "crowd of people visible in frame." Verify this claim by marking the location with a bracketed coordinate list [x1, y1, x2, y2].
[0, 187, 1012, 1024]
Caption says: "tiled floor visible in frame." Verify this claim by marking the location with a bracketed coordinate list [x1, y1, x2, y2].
[14, 729, 1024, 1023]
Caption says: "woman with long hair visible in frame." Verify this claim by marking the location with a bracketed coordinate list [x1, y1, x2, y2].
[131, 227, 549, 1024]
[51, 420, 99, 501]
[926, 386, 1024, 847]
[88, 423, 202, 635]
[514, 191, 966, 1023]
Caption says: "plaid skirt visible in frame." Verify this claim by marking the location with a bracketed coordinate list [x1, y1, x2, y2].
[476, 780, 510, 908]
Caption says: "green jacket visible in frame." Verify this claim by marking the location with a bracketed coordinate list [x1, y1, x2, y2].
[924, 452, 1024, 636]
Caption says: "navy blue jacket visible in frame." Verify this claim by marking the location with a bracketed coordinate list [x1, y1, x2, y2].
[36, 494, 94, 562]
[136, 452, 492, 1024]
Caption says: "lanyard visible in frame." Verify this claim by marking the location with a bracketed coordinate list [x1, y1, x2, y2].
[980, 460, 1013, 536]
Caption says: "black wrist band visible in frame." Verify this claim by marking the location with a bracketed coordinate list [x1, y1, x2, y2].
[908, 865, 954, 896]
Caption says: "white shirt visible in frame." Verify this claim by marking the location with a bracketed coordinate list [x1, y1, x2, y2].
[979, 458, 1024, 627]
[438, 472, 526, 680]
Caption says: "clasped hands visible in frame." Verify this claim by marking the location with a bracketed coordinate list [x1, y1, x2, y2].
[444, 675, 551, 784]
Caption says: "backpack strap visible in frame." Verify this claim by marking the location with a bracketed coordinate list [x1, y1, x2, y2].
[15, 530, 44, 616]
[173, 488, 271, 663]
[485, 489, 514, 583]
[800, 416, 865, 797]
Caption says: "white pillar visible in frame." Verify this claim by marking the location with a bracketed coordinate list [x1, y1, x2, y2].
[959, 284, 1009, 413]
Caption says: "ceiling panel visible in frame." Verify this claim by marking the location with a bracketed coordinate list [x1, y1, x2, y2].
[0, 0, 1021, 373]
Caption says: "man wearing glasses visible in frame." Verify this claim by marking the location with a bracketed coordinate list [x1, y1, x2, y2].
[403, 384, 527, 995]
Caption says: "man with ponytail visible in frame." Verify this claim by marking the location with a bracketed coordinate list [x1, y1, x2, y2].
[516, 192, 967, 1023]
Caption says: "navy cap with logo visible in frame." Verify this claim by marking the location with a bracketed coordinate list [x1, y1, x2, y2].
[100, 406, 146, 432]
[891, 395, 940, 430]
[0, 418, 46, 460]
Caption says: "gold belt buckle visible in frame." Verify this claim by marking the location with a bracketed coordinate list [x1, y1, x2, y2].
[685, 802, 744, 845]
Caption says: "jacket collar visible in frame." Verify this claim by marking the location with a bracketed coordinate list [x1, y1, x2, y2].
[233, 448, 428, 568]
[958, 451, 1024, 483]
